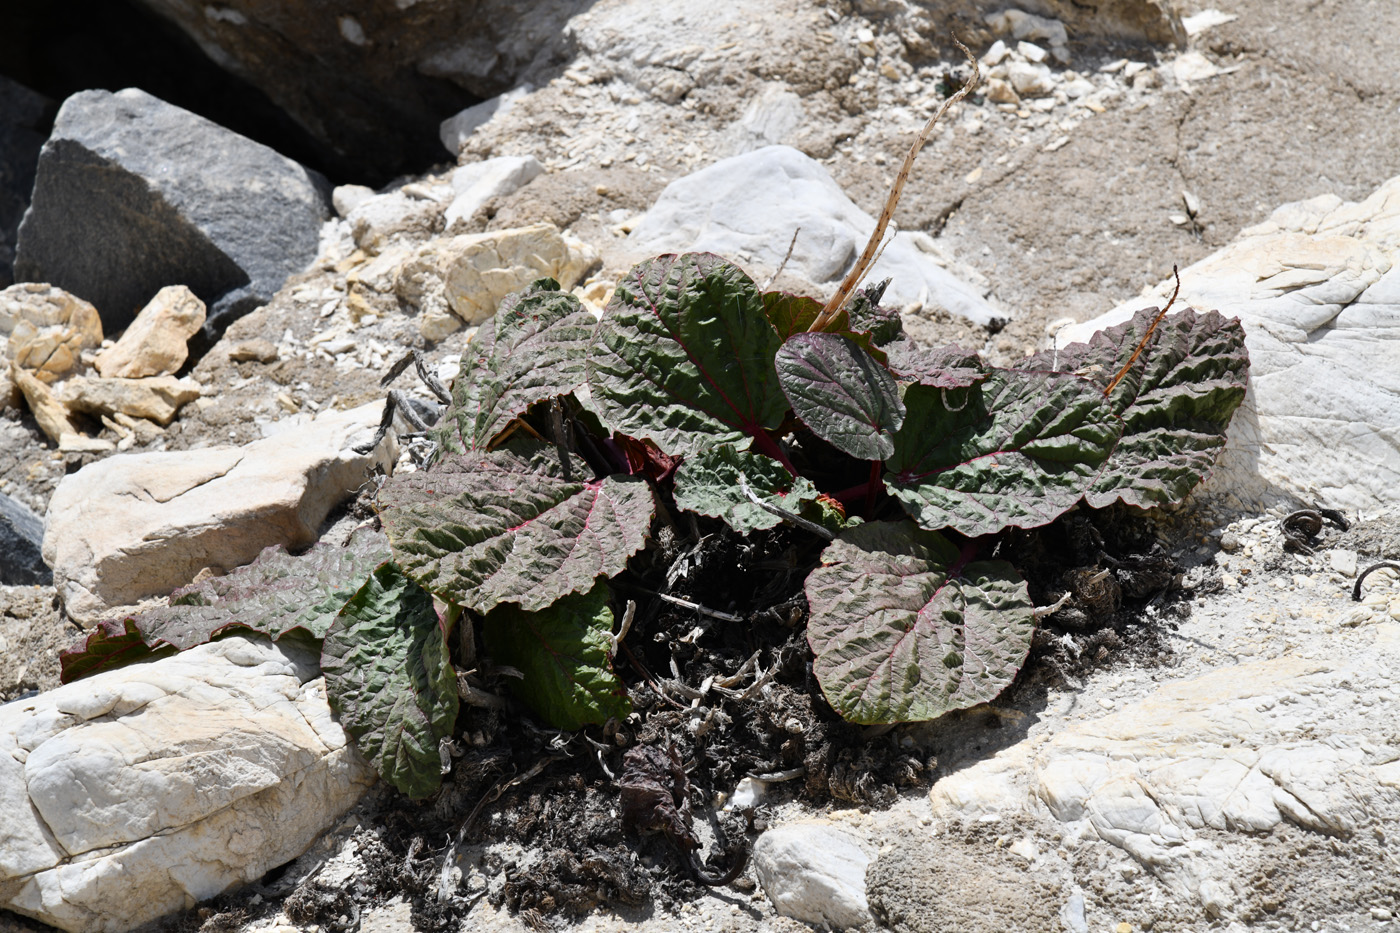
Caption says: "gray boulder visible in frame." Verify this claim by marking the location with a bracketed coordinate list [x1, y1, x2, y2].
[0, 491, 49, 586]
[14, 88, 331, 339]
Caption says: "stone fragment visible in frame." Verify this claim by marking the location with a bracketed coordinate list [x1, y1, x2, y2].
[439, 85, 533, 156]
[227, 338, 279, 363]
[11, 365, 78, 442]
[15, 88, 330, 337]
[93, 285, 205, 378]
[61, 374, 202, 426]
[331, 184, 375, 219]
[1006, 61, 1056, 97]
[396, 223, 597, 327]
[626, 146, 1001, 323]
[0, 635, 377, 933]
[443, 155, 543, 232]
[57, 434, 116, 454]
[42, 401, 395, 622]
[1058, 175, 1400, 513]
[0, 490, 50, 586]
[752, 820, 872, 930]
[985, 79, 1020, 105]
[0, 283, 103, 383]
[347, 190, 446, 255]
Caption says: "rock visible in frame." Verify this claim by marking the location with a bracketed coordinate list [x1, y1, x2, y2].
[57, 434, 115, 455]
[724, 83, 807, 155]
[0, 635, 377, 933]
[984, 78, 1021, 105]
[1058, 176, 1400, 513]
[348, 190, 447, 255]
[985, 9, 1071, 62]
[866, 838, 1065, 933]
[331, 184, 375, 219]
[396, 223, 598, 327]
[929, 624, 1400, 917]
[988, 1, 1185, 49]
[443, 155, 544, 232]
[60, 374, 202, 426]
[0, 283, 103, 384]
[752, 820, 872, 930]
[14, 88, 331, 338]
[227, 338, 279, 364]
[0, 77, 53, 289]
[1006, 61, 1056, 98]
[11, 366, 78, 443]
[439, 85, 534, 158]
[0, 491, 50, 586]
[626, 146, 1002, 324]
[42, 401, 396, 623]
[93, 285, 206, 379]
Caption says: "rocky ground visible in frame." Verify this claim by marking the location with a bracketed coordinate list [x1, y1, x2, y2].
[2, 0, 1399, 931]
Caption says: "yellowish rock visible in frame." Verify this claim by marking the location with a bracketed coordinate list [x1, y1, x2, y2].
[11, 365, 79, 442]
[62, 375, 202, 425]
[0, 283, 103, 383]
[94, 285, 206, 378]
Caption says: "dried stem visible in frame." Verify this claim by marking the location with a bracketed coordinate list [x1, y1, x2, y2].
[1102, 266, 1181, 398]
[810, 36, 981, 331]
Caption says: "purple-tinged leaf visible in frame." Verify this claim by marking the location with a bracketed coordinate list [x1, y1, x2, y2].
[433, 279, 597, 454]
[885, 371, 1120, 536]
[58, 527, 392, 682]
[1022, 307, 1249, 508]
[885, 340, 986, 389]
[586, 254, 788, 456]
[777, 332, 905, 460]
[762, 291, 827, 340]
[673, 445, 819, 533]
[482, 582, 631, 730]
[806, 521, 1034, 724]
[322, 561, 457, 798]
[379, 440, 655, 614]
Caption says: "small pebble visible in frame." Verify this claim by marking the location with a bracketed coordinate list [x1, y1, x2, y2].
[1219, 532, 1241, 552]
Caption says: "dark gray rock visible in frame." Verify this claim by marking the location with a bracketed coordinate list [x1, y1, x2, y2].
[0, 490, 50, 586]
[0, 77, 54, 290]
[14, 88, 331, 338]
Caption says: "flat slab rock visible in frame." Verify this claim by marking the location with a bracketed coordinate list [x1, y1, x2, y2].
[1059, 174, 1400, 514]
[625, 145, 1000, 324]
[0, 635, 377, 933]
[42, 401, 395, 623]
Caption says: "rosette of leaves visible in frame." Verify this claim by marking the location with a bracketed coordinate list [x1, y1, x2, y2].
[60, 255, 1249, 797]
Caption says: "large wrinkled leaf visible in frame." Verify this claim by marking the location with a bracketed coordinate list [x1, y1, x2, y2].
[885, 371, 1120, 536]
[1023, 307, 1249, 508]
[805, 521, 1034, 724]
[776, 332, 905, 460]
[762, 291, 827, 340]
[586, 254, 788, 456]
[843, 278, 903, 345]
[885, 341, 986, 389]
[58, 527, 392, 682]
[322, 561, 457, 798]
[379, 440, 655, 614]
[433, 279, 596, 454]
[482, 582, 631, 730]
[673, 445, 819, 533]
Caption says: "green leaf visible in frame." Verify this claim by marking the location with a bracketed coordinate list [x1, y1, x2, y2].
[322, 561, 458, 798]
[585, 254, 788, 456]
[379, 440, 655, 614]
[1023, 307, 1249, 508]
[885, 341, 986, 389]
[885, 371, 1120, 536]
[843, 278, 903, 346]
[432, 279, 597, 454]
[805, 521, 1034, 724]
[482, 582, 631, 730]
[762, 291, 827, 339]
[673, 445, 819, 533]
[58, 527, 392, 682]
[776, 332, 905, 460]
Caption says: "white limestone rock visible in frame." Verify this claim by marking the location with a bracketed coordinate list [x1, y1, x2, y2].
[0, 635, 376, 933]
[929, 624, 1400, 917]
[42, 401, 396, 623]
[93, 285, 206, 378]
[752, 819, 873, 930]
[395, 223, 598, 327]
[625, 146, 1001, 324]
[443, 155, 543, 233]
[0, 283, 103, 384]
[1058, 176, 1400, 513]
